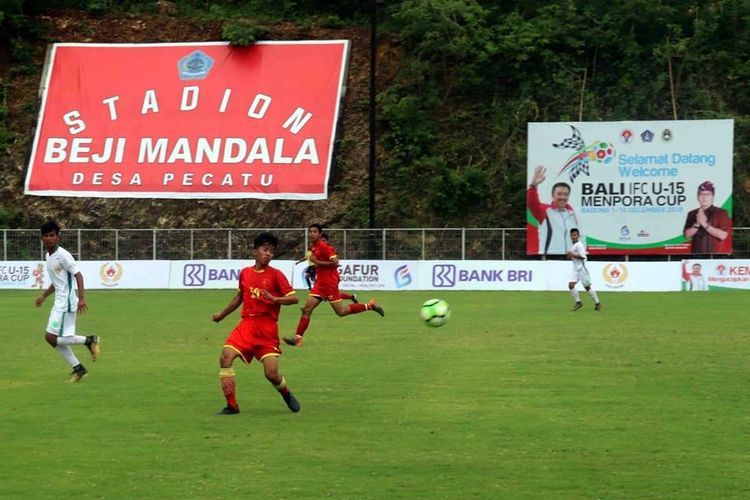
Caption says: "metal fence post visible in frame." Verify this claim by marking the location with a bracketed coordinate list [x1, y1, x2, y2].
[190, 230, 194, 260]
[382, 228, 387, 260]
[422, 229, 425, 260]
[115, 229, 119, 260]
[501, 229, 506, 260]
[228, 230, 232, 259]
[77, 229, 82, 260]
[3, 229, 6, 261]
[461, 228, 466, 260]
[153, 230, 157, 260]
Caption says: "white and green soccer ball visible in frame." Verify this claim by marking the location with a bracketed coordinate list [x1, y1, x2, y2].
[419, 299, 451, 328]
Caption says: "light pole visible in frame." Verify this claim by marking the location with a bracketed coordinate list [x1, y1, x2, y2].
[369, 0, 379, 230]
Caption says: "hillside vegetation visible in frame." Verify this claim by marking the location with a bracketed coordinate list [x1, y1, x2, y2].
[1, 0, 749, 230]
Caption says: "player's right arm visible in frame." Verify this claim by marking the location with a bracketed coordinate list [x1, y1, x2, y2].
[212, 290, 242, 322]
[35, 284, 55, 307]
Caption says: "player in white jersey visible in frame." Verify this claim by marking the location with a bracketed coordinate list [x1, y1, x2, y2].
[567, 228, 601, 311]
[35, 221, 100, 382]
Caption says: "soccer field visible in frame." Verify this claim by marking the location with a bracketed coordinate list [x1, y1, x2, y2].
[1, 289, 748, 498]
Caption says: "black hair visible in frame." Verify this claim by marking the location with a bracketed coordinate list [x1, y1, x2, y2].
[309, 223, 324, 233]
[40, 221, 60, 235]
[254, 231, 279, 249]
[551, 182, 571, 195]
[570, 228, 580, 235]
[321, 232, 329, 240]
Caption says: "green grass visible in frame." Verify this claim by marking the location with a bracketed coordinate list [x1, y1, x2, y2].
[1, 290, 749, 499]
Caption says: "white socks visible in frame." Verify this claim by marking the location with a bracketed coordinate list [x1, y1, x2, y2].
[57, 335, 87, 345]
[55, 345, 80, 367]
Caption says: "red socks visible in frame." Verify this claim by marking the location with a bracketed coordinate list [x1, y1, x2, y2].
[296, 316, 310, 336]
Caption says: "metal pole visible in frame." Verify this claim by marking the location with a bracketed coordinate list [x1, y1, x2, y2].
[501, 229, 506, 260]
[152, 230, 157, 260]
[368, 0, 378, 229]
[461, 228, 466, 260]
[190, 230, 194, 260]
[115, 229, 119, 260]
[228, 230, 232, 259]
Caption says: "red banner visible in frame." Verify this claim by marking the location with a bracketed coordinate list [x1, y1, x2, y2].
[25, 41, 350, 199]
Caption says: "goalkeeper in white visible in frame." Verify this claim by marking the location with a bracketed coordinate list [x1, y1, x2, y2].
[567, 228, 601, 311]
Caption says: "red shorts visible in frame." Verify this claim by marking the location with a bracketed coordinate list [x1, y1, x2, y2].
[224, 316, 281, 364]
[310, 279, 342, 303]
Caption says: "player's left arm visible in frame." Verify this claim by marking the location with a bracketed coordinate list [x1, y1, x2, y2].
[260, 289, 299, 305]
[74, 272, 87, 313]
[212, 291, 242, 322]
[259, 270, 299, 305]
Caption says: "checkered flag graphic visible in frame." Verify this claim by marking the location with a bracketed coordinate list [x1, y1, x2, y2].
[553, 125, 585, 150]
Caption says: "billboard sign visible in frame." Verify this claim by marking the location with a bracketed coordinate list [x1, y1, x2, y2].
[527, 120, 733, 255]
[25, 41, 350, 199]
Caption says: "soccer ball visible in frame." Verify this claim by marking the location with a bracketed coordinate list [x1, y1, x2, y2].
[420, 299, 451, 328]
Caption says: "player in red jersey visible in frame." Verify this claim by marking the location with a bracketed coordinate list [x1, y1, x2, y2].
[211, 232, 301, 415]
[283, 223, 384, 347]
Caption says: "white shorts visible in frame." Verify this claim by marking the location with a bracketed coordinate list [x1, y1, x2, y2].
[46, 308, 78, 336]
[569, 267, 592, 287]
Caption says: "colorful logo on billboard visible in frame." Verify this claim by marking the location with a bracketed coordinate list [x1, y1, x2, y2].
[602, 263, 629, 288]
[394, 265, 412, 288]
[553, 125, 615, 183]
[99, 261, 123, 287]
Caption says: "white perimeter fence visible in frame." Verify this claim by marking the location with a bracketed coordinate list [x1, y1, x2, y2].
[3, 227, 750, 261]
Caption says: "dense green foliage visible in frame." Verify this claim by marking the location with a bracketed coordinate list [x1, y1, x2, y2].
[1, 0, 749, 228]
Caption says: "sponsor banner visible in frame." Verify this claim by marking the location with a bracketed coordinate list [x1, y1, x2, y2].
[420, 261, 544, 291]
[681, 259, 750, 291]
[0, 262, 46, 289]
[25, 41, 350, 199]
[583, 261, 680, 292]
[293, 260, 419, 291]
[170, 260, 295, 289]
[527, 120, 733, 255]
[77, 261, 171, 288]
[0, 260, 737, 292]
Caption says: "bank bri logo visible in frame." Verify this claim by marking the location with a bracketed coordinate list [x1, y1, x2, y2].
[183, 264, 206, 286]
[432, 265, 456, 288]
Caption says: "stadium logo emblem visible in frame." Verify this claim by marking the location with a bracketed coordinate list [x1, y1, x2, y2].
[602, 263, 629, 288]
[640, 130, 654, 142]
[183, 264, 206, 286]
[432, 264, 456, 288]
[662, 129, 673, 141]
[177, 50, 214, 80]
[100, 261, 123, 287]
[715, 264, 726, 275]
[394, 265, 412, 288]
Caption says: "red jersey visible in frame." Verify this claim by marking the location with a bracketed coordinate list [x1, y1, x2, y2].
[311, 239, 340, 285]
[238, 265, 295, 321]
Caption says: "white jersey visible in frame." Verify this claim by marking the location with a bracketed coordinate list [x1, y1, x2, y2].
[46, 245, 80, 312]
[569, 240, 591, 285]
[570, 240, 587, 272]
